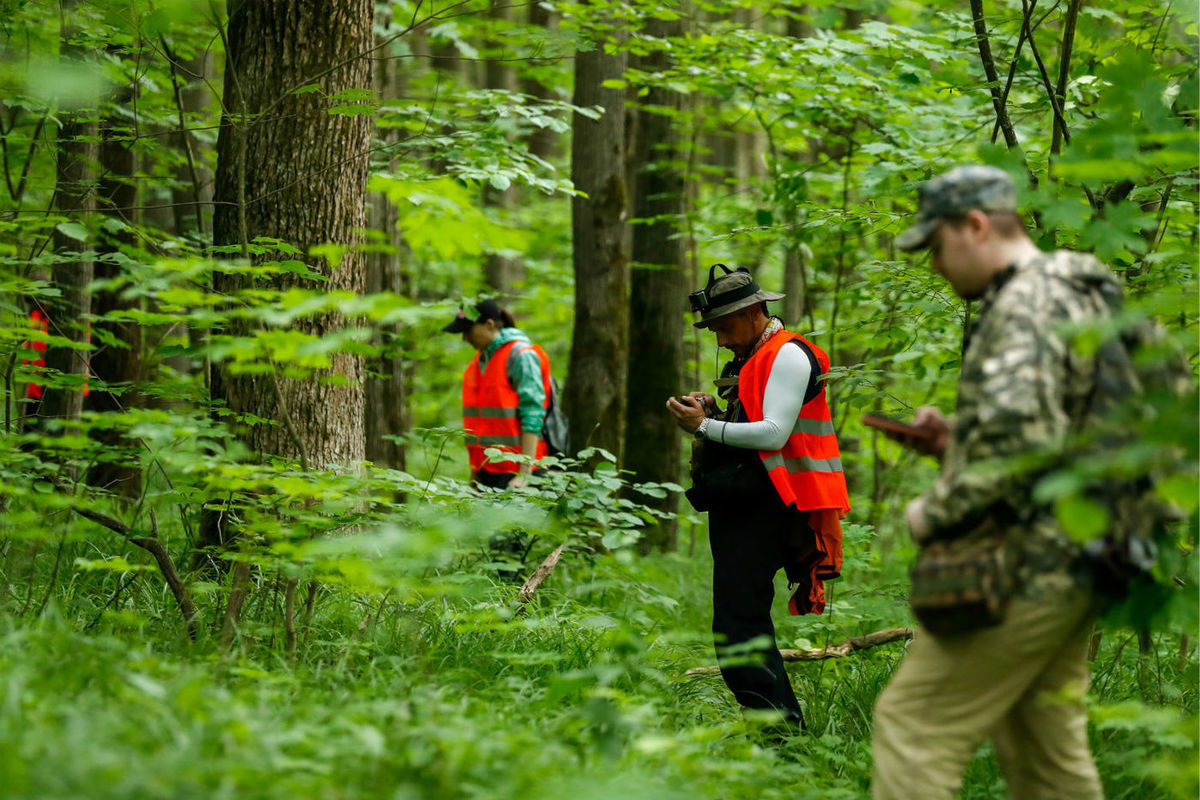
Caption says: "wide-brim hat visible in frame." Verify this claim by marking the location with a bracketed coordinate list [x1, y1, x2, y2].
[691, 267, 784, 329]
[443, 298, 504, 333]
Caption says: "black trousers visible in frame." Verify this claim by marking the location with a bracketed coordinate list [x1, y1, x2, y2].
[709, 495, 805, 729]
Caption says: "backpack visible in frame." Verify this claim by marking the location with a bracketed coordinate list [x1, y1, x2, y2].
[542, 377, 571, 458]
[1061, 279, 1193, 601]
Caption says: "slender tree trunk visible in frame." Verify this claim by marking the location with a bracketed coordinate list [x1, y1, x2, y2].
[1051, 0, 1082, 156]
[365, 8, 413, 472]
[168, 50, 214, 238]
[483, 0, 524, 297]
[624, 18, 686, 553]
[781, 6, 814, 329]
[39, 0, 95, 430]
[520, 1, 560, 162]
[565, 29, 629, 458]
[86, 49, 143, 499]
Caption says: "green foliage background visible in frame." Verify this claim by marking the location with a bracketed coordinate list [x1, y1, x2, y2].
[0, 0, 1196, 798]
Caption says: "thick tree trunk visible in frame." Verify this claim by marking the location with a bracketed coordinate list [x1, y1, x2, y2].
[565, 36, 629, 458]
[209, 0, 372, 469]
[624, 18, 686, 553]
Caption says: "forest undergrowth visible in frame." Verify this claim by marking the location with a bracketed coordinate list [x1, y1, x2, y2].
[0, 453, 1194, 800]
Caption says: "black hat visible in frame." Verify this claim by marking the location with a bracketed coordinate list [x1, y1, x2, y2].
[443, 298, 504, 333]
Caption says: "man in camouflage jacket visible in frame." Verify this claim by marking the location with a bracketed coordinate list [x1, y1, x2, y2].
[872, 166, 1108, 799]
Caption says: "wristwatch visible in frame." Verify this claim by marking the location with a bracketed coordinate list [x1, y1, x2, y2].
[694, 417, 710, 441]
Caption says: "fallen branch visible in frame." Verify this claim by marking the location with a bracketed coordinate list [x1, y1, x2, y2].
[515, 544, 565, 611]
[685, 627, 915, 678]
[74, 506, 199, 641]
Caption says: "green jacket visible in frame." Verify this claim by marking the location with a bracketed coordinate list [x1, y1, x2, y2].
[477, 327, 548, 434]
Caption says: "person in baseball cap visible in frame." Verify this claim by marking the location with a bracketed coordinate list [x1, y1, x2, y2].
[872, 165, 1110, 799]
[443, 298, 554, 490]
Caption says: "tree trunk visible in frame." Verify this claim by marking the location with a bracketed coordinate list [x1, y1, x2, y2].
[209, 0, 372, 471]
[483, 0, 524, 297]
[520, 1, 560, 162]
[365, 6, 413, 472]
[565, 32, 629, 458]
[168, 50, 214, 238]
[624, 17, 686, 553]
[40, 3, 95, 430]
[781, 6, 814, 329]
[86, 49, 143, 500]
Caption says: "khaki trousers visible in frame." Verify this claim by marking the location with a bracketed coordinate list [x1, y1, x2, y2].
[872, 589, 1104, 800]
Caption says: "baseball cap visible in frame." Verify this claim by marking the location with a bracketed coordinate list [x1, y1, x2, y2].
[443, 299, 505, 333]
[895, 165, 1018, 251]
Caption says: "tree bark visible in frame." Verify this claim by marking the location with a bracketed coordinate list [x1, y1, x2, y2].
[210, 0, 372, 469]
[86, 47, 143, 500]
[624, 17, 686, 552]
[39, 1, 95, 430]
[520, 1, 560, 161]
[365, 10, 413, 472]
[482, 0, 524, 297]
[565, 29, 629, 458]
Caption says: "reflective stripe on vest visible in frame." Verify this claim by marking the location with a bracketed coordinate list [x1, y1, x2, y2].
[462, 340, 552, 474]
[738, 331, 851, 513]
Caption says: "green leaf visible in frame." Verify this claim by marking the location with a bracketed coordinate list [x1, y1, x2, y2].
[55, 221, 88, 242]
[1054, 494, 1109, 543]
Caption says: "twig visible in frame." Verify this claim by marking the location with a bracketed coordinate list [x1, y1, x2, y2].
[34, 532, 67, 617]
[514, 543, 565, 611]
[284, 576, 298, 659]
[301, 580, 319, 649]
[219, 559, 253, 651]
[84, 572, 139, 630]
[685, 627, 915, 677]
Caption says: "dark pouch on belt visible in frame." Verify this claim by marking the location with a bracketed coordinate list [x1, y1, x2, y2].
[686, 458, 775, 512]
[908, 522, 1013, 637]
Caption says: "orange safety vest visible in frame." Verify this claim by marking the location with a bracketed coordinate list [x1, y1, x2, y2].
[463, 340, 551, 474]
[737, 330, 851, 514]
[23, 308, 48, 400]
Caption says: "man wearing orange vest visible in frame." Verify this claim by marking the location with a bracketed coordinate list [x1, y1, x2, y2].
[667, 265, 850, 732]
[444, 299, 552, 489]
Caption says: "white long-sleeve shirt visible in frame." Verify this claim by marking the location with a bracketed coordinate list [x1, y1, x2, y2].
[705, 342, 813, 450]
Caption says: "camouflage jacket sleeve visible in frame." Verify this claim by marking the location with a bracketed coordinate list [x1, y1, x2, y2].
[919, 262, 1096, 539]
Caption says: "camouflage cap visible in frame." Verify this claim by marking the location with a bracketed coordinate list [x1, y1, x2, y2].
[895, 165, 1018, 251]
